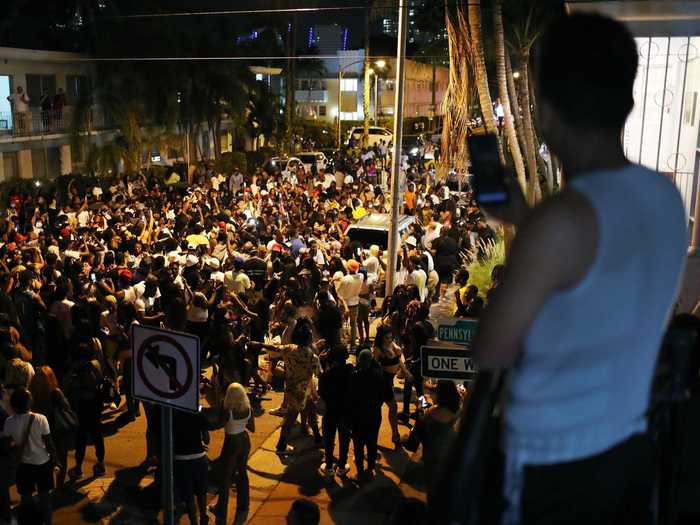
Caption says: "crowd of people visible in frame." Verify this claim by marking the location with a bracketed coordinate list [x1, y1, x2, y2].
[0, 144, 497, 525]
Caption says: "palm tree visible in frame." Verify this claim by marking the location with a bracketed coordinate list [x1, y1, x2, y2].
[493, 0, 526, 192]
[247, 81, 282, 150]
[468, 0, 505, 164]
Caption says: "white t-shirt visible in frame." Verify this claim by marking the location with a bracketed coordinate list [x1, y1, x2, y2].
[9, 92, 30, 113]
[3, 412, 51, 465]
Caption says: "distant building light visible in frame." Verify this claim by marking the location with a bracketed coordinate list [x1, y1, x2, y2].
[256, 73, 263, 81]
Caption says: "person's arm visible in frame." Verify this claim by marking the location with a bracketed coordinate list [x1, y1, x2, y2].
[473, 192, 598, 369]
[246, 410, 256, 432]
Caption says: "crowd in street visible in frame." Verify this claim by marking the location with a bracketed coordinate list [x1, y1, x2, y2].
[0, 144, 498, 525]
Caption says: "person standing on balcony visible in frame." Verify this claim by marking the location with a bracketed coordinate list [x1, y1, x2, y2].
[7, 86, 30, 134]
[53, 88, 66, 127]
[40, 90, 52, 131]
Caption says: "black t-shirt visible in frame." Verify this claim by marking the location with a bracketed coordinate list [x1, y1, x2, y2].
[172, 410, 208, 457]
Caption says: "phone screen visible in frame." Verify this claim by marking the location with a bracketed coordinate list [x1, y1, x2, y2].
[468, 134, 509, 205]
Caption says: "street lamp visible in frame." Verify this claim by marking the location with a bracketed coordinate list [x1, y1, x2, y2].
[513, 71, 521, 80]
[338, 58, 387, 148]
[370, 61, 386, 125]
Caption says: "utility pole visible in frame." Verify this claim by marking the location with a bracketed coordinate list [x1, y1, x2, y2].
[384, 0, 408, 296]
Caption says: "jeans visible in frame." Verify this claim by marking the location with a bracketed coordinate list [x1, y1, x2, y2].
[323, 413, 350, 468]
[214, 432, 251, 522]
[402, 367, 424, 414]
[347, 305, 359, 349]
[352, 419, 381, 473]
[276, 408, 300, 452]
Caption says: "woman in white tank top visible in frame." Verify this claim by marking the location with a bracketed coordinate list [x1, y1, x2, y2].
[211, 382, 255, 523]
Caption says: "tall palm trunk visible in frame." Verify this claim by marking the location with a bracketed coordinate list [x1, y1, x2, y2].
[493, 0, 526, 192]
[363, 0, 371, 147]
[467, 0, 504, 164]
[518, 50, 539, 204]
[505, 52, 526, 155]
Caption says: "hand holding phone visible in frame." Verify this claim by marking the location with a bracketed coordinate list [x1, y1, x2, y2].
[469, 134, 527, 225]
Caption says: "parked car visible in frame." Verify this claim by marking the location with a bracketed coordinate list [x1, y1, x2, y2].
[271, 156, 302, 176]
[298, 152, 328, 173]
[347, 126, 393, 147]
[345, 213, 416, 250]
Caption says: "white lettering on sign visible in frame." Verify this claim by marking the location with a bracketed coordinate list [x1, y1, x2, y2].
[437, 326, 476, 343]
[428, 355, 475, 374]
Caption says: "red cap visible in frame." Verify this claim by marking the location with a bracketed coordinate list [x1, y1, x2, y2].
[118, 269, 133, 282]
[6, 242, 16, 252]
[14, 234, 27, 242]
[219, 221, 226, 229]
[60, 227, 70, 238]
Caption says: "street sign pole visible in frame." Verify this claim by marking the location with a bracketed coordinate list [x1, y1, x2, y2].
[385, 0, 408, 296]
[161, 406, 174, 525]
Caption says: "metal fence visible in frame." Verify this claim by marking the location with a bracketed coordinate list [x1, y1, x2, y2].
[0, 107, 108, 138]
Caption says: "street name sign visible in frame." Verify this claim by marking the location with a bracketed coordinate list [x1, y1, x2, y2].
[131, 324, 200, 412]
[433, 317, 479, 345]
[421, 341, 477, 381]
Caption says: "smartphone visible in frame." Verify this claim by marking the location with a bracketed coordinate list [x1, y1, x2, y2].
[468, 134, 509, 205]
[90, 273, 97, 283]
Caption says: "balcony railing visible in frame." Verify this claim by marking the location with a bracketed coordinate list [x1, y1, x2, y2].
[0, 107, 110, 139]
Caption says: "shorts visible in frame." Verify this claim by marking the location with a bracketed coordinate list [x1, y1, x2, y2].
[16, 461, 54, 496]
[174, 456, 209, 501]
[437, 267, 454, 284]
[381, 372, 396, 402]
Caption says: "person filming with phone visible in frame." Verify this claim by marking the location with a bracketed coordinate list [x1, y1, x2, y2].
[470, 13, 687, 525]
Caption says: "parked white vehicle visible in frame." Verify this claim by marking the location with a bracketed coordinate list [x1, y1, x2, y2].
[271, 156, 302, 173]
[298, 152, 328, 172]
[347, 126, 393, 147]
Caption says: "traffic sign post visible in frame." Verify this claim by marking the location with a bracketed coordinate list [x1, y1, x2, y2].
[432, 317, 479, 346]
[421, 341, 477, 381]
[131, 324, 200, 525]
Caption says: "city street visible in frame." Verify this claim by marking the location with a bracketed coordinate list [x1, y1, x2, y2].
[14, 368, 426, 525]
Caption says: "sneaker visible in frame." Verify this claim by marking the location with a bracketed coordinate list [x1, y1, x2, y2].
[335, 464, 350, 477]
[320, 463, 335, 477]
[269, 407, 288, 417]
[93, 462, 106, 476]
[68, 467, 82, 479]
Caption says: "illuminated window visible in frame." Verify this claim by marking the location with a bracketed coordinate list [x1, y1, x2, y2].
[341, 78, 358, 91]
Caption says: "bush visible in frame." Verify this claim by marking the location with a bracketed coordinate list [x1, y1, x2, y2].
[463, 235, 505, 300]
[216, 151, 247, 174]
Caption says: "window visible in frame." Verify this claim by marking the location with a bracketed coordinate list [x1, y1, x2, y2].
[66, 75, 91, 105]
[300, 79, 310, 90]
[341, 78, 358, 91]
[319, 105, 326, 116]
[26, 74, 56, 107]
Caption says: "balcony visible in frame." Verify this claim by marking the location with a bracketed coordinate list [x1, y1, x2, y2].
[294, 90, 328, 103]
[0, 107, 111, 140]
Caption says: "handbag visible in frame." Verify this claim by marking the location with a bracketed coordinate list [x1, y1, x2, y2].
[52, 401, 79, 436]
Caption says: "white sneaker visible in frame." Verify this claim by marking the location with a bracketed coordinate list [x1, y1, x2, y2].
[335, 464, 350, 477]
[269, 407, 288, 417]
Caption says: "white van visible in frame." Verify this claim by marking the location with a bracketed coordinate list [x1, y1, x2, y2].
[347, 126, 393, 147]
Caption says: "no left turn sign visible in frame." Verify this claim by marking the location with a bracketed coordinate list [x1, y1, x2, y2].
[131, 324, 200, 412]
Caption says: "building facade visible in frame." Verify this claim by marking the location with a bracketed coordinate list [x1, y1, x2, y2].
[294, 50, 449, 125]
[0, 46, 113, 181]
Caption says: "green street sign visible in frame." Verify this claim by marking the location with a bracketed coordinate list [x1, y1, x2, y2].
[434, 318, 479, 346]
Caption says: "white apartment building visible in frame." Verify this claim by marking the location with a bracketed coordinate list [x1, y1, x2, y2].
[0, 46, 116, 181]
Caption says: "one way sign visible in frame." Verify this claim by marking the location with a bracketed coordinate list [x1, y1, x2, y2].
[131, 324, 200, 412]
[421, 341, 477, 381]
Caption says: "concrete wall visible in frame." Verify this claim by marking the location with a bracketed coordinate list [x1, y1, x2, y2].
[0, 47, 95, 99]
